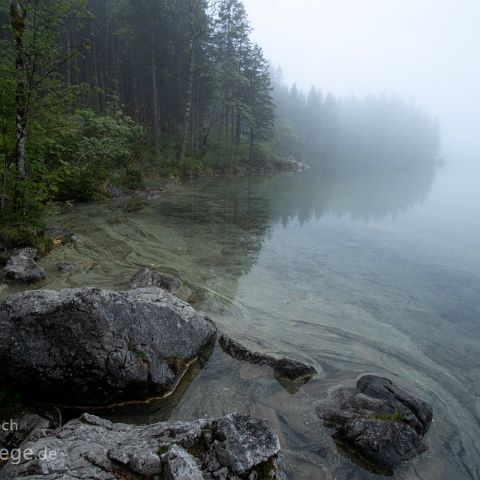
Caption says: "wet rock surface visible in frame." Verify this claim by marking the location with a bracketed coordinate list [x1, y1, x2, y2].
[317, 374, 433, 474]
[0, 287, 216, 405]
[3, 248, 46, 284]
[130, 267, 182, 293]
[41, 226, 74, 244]
[281, 156, 310, 172]
[105, 182, 127, 199]
[1, 413, 286, 480]
[219, 334, 317, 381]
[134, 189, 164, 200]
[56, 261, 79, 273]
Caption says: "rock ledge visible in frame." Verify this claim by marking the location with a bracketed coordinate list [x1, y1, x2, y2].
[1, 413, 286, 480]
[219, 333, 317, 380]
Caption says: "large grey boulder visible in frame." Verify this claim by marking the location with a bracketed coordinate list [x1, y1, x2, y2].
[1, 413, 286, 480]
[317, 374, 433, 475]
[130, 267, 182, 293]
[3, 248, 46, 284]
[0, 287, 216, 405]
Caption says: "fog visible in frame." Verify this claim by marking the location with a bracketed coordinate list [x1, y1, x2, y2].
[243, 0, 480, 165]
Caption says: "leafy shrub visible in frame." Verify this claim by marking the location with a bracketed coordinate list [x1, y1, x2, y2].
[122, 165, 145, 190]
[46, 108, 144, 201]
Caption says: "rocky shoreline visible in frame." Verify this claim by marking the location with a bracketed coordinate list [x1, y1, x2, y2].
[0, 221, 434, 477]
[0, 412, 286, 479]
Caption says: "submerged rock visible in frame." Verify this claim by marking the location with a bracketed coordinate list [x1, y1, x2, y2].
[56, 261, 78, 274]
[1, 413, 286, 480]
[317, 374, 433, 475]
[135, 188, 164, 200]
[130, 267, 182, 293]
[0, 287, 216, 405]
[42, 226, 74, 244]
[219, 334, 317, 381]
[105, 182, 127, 199]
[281, 156, 310, 172]
[3, 248, 46, 284]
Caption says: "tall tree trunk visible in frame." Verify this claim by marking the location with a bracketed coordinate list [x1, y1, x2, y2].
[249, 127, 254, 163]
[179, 41, 195, 165]
[66, 23, 71, 86]
[151, 46, 161, 152]
[91, 26, 100, 111]
[10, 0, 28, 181]
[236, 112, 241, 146]
[1, 153, 7, 213]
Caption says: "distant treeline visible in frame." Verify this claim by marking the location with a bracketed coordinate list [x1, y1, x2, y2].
[272, 70, 441, 168]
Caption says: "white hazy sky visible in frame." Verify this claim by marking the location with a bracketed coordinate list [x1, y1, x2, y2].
[243, 0, 480, 161]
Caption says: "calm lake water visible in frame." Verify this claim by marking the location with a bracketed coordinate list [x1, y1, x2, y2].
[4, 166, 479, 479]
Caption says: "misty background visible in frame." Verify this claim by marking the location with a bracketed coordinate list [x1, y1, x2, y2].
[244, 0, 480, 166]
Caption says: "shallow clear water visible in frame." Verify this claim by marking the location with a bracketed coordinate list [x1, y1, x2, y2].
[4, 166, 479, 479]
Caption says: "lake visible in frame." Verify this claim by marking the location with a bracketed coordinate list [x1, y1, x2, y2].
[4, 165, 479, 479]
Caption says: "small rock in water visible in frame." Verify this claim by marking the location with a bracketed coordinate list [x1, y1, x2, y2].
[0, 413, 286, 479]
[283, 156, 310, 172]
[317, 374, 433, 475]
[219, 334, 317, 382]
[135, 189, 164, 199]
[42, 226, 74, 244]
[130, 267, 182, 293]
[3, 248, 46, 284]
[106, 182, 127, 199]
[56, 261, 78, 274]
[15, 247, 37, 260]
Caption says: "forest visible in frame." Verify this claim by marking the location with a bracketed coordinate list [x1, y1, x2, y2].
[0, 0, 440, 247]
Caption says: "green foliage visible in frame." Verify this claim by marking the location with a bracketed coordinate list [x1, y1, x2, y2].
[50, 108, 144, 200]
[255, 458, 276, 480]
[0, 223, 55, 255]
[54, 161, 101, 202]
[131, 348, 148, 363]
[373, 410, 406, 423]
[0, 224, 41, 248]
[75, 109, 138, 170]
[122, 165, 145, 190]
[158, 445, 170, 456]
[249, 142, 278, 166]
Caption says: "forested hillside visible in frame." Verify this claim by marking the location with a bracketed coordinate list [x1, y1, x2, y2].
[1, 0, 273, 217]
[0, 0, 440, 247]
